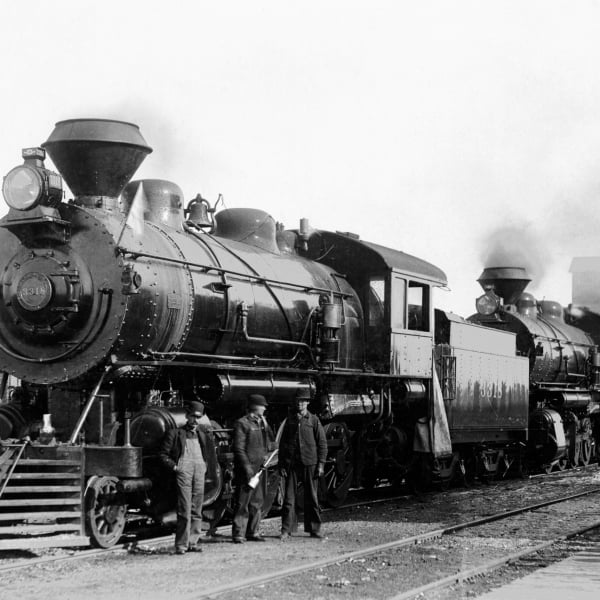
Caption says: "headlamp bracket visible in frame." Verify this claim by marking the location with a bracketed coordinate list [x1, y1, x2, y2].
[1, 205, 71, 244]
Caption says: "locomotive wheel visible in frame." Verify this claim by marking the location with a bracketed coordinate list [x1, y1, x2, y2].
[319, 422, 354, 508]
[85, 476, 127, 549]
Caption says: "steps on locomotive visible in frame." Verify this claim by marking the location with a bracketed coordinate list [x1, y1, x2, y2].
[0, 445, 87, 549]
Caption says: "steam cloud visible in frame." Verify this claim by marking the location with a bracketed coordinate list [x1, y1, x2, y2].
[480, 225, 548, 284]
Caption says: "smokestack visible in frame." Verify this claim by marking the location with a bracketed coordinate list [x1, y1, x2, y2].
[42, 118, 152, 200]
[477, 266, 531, 305]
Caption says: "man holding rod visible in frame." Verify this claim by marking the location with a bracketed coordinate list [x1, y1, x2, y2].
[232, 394, 276, 543]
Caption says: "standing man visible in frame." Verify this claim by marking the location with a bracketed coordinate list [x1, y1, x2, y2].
[278, 388, 328, 540]
[232, 394, 275, 543]
[159, 400, 212, 554]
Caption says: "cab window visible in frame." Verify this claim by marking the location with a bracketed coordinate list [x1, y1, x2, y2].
[368, 277, 385, 326]
[407, 281, 430, 331]
[391, 276, 406, 329]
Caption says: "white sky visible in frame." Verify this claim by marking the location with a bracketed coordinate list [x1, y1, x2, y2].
[2, 0, 600, 316]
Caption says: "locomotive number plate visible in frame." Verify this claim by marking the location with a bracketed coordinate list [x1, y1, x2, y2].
[16, 272, 53, 311]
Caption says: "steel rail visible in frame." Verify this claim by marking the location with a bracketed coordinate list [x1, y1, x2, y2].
[0, 491, 407, 574]
[188, 485, 600, 599]
[387, 520, 600, 600]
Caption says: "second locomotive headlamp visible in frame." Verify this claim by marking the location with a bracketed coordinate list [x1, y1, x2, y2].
[475, 289, 501, 316]
[2, 147, 62, 210]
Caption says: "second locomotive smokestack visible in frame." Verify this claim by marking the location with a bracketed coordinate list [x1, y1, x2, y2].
[477, 266, 531, 305]
[42, 118, 152, 201]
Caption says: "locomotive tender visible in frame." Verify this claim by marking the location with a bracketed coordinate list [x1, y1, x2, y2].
[0, 119, 598, 548]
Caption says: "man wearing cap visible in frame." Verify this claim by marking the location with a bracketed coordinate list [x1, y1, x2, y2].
[278, 388, 328, 540]
[232, 394, 275, 543]
[159, 400, 212, 554]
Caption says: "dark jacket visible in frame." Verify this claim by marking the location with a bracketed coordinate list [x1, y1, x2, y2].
[233, 414, 275, 481]
[159, 425, 216, 471]
[278, 411, 328, 469]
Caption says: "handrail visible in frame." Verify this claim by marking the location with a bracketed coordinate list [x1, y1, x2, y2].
[0, 440, 29, 498]
[116, 246, 351, 298]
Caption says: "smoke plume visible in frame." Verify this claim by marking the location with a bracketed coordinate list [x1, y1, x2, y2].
[480, 224, 548, 283]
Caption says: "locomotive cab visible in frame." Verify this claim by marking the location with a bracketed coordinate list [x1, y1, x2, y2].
[304, 230, 445, 376]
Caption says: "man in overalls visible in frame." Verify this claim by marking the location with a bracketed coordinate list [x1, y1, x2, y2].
[160, 400, 210, 554]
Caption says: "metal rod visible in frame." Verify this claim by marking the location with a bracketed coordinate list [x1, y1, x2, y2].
[0, 440, 28, 498]
[148, 349, 299, 365]
[110, 358, 395, 378]
[0, 372, 8, 401]
[68, 366, 112, 445]
[239, 302, 319, 369]
[116, 246, 350, 298]
[98, 398, 104, 444]
[124, 415, 131, 447]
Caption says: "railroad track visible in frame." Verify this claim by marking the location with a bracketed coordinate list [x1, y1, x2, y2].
[0, 490, 409, 574]
[187, 486, 600, 600]
[0, 464, 597, 585]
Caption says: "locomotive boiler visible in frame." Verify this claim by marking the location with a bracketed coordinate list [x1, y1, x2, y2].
[469, 267, 600, 469]
[0, 118, 595, 550]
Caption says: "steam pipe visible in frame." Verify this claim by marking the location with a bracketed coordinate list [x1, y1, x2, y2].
[369, 386, 391, 426]
[238, 302, 319, 369]
[148, 349, 302, 365]
[68, 366, 112, 444]
[207, 233, 297, 343]
[0, 372, 7, 401]
[124, 414, 131, 447]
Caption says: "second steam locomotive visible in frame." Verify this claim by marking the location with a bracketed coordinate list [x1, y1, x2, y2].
[0, 119, 598, 548]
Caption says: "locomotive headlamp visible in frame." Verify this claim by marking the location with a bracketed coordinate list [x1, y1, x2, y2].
[2, 147, 63, 211]
[476, 290, 501, 316]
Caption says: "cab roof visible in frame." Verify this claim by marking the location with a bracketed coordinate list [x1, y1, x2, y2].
[305, 230, 448, 286]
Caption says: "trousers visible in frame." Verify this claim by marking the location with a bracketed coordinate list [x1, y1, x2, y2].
[175, 455, 206, 550]
[281, 463, 321, 535]
[232, 479, 265, 539]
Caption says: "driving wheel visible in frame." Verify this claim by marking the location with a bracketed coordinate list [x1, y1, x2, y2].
[85, 475, 127, 548]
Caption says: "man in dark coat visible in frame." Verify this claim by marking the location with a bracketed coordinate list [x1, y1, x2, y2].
[278, 388, 328, 539]
[159, 400, 213, 554]
[232, 394, 275, 543]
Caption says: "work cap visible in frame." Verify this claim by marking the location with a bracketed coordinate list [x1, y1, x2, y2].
[248, 394, 268, 407]
[187, 400, 205, 416]
[295, 388, 311, 401]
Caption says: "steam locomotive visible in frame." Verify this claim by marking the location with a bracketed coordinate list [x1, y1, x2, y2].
[0, 119, 598, 549]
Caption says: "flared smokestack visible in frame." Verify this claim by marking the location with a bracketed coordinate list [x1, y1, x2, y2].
[42, 118, 152, 199]
[477, 266, 531, 305]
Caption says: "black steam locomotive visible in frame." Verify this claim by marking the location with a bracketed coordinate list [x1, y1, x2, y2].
[0, 119, 598, 549]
